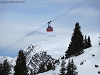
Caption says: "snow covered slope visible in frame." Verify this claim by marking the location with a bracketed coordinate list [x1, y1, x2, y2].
[37, 45, 100, 75]
[32, 37, 70, 59]
[0, 33, 99, 75]
[32, 33, 100, 59]
[35, 33, 100, 75]
[74, 45, 100, 75]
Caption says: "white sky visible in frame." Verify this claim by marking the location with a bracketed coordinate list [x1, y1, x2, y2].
[0, 0, 100, 57]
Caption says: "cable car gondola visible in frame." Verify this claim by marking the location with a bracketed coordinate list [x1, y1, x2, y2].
[46, 21, 53, 32]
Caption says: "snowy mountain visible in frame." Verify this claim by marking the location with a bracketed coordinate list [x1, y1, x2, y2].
[23, 44, 56, 74]
[0, 56, 16, 65]
[0, 33, 100, 75]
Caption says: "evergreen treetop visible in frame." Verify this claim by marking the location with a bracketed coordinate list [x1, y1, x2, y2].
[59, 59, 66, 75]
[83, 35, 92, 49]
[14, 50, 29, 75]
[0, 59, 11, 75]
[65, 22, 84, 58]
[66, 59, 78, 75]
[87, 36, 92, 47]
[84, 35, 88, 49]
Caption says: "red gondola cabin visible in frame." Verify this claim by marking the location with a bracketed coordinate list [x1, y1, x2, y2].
[46, 21, 53, 32]
[46, 26, 53, 32]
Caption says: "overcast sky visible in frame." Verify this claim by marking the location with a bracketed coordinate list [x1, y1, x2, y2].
[0, 0, 100, 57]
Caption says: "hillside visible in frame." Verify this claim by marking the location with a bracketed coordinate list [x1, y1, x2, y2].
[37, 45, 100, 75]
[0, 33, 99, 75]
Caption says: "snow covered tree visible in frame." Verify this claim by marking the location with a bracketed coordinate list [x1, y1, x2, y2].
[3, 59, 11, 75]
[0, 59, 11, 75]
[65, 22, 84, 58]
[14, 50, 29, 75]
[59, 59, 66, 75]
[66, 59, 78, 75]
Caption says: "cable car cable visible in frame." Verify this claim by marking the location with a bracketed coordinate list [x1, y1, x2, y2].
[0, 0, 92, 53]
[51, 0, 91, 23]
[56, 0, 100, 28]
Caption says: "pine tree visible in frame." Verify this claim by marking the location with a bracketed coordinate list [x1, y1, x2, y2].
[30, 69, 35, 75]
[83, 35, 88, 49]
[47, 62, 53, 71]
[0, 63, 3, 74]
[3, 59, 11, 75]
[38, 61, 46, 73]
[66, 59, 78, 75]
[59, 59, 66, 75]
[65, 22, 84, 58]
[0, 63, 3, 75]
[83, 35, 92, 49]
[14, 50, 29, 75]
[87, 36, 92, 47]
[0, 59, 11, 75]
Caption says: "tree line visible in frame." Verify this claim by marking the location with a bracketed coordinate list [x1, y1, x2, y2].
[59, 59, 78, 75]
